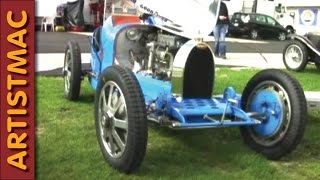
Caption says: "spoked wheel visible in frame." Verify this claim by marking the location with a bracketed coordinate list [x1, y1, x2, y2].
[240, 69, 307, 160]
[283, 40, 308, 71]
[278, 32, 286, 41]
[95, 65, 148, 173]
[250, 29, 258, 40]
[63, 41, 82, 100]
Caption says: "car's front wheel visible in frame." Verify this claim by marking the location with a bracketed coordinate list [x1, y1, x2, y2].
[95, 65, 148, 173]
[283, 40, 308, 71]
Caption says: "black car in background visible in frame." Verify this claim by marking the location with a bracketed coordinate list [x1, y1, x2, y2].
[228, 12, 288, 41]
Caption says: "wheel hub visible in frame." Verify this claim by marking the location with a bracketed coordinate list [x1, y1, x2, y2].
[289, 52, 299, 62]
[250, 90, 283, 137]
[287, 45, 302, 62]
[102, 111, 114, 128]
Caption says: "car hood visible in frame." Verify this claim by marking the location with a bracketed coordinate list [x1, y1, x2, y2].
[135, 0, 221, 38]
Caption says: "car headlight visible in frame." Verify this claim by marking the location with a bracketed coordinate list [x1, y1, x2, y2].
[126, 28, 141, 41]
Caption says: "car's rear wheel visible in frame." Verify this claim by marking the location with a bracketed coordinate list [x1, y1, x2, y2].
[283, 40, 308, 71]
[278, 32, 286, 41]
[250, 29, 259, 40]
[240, 69, 306, 160]
[63, 41, 82, 101]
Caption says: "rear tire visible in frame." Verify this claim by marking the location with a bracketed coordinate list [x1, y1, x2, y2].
[95, 65, 148, 173]
[240, 69, 306, 160]
[283, 40, 308, 71]
[250, 29, 259, 40]
[63, 41, 82, 100]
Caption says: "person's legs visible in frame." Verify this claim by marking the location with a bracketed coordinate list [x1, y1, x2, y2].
[213, 25, 221, 56]
[218, 24, 229, 58]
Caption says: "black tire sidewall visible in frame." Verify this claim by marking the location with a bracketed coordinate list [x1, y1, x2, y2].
[64, 41, 82, 100]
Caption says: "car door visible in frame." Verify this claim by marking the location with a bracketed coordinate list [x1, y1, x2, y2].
[253, 14, 269, 36]
[239, 13, 251, 33]
[265, 16, 281, 38]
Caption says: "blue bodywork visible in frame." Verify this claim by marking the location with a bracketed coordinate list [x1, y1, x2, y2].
[89, 17, 128, 90]
[87, 15, 283, 133]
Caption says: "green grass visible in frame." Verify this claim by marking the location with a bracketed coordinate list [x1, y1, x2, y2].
[36, 67, 320, 180]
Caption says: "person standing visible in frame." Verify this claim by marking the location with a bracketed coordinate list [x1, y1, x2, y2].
[213, 1, 229, 59]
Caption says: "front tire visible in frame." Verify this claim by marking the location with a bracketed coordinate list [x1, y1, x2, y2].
[283, 40, 309, 71]
[95, 65, 148, 173]
[63, 41, 82, 100]
[240, 69, 307, 160]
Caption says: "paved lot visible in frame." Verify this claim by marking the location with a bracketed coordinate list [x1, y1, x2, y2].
[36, 31, 289, 73]
[36, 32, 91, 53]
[35, 31, 319, 109]
[36, 31, 287, 54]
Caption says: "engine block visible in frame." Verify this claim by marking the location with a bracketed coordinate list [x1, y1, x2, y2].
[157, 34, 185, 49]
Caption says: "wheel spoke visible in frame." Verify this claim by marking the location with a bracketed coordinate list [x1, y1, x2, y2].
[64, 53, 72, 92]
[102, 92, 107, 110]
[112, 97, 123, 115]
[65, 76, 70, 91]
[112, 129, 125, 151]
[285, 44, 304, 69]
[102, 128, 108, 141]
[111, 90, 119, 107]
[107, 130, 116, 155]
[98, 80, 132, 159]
[114, 118, 128, 130]
[101, 89, 108, 115]
[107, 84, 114, 107]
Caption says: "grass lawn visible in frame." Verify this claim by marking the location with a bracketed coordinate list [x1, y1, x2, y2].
[36, 67, 320, 180]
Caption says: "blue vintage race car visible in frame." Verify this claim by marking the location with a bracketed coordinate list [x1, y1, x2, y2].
[63, 0, 307, 173]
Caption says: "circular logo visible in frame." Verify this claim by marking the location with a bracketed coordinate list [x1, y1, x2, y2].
[300, 9, 315, 26]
